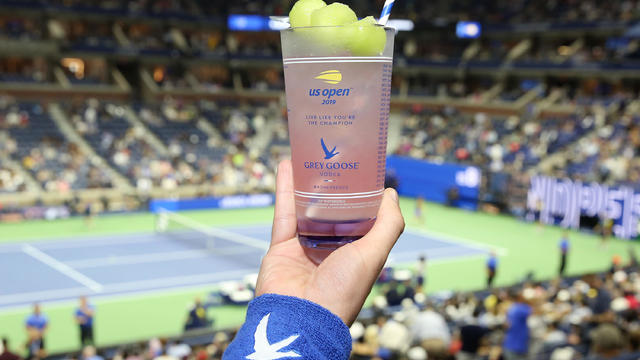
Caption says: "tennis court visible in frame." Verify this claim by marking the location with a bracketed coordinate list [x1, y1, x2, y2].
[2, 201, 637, 353]
[0, 218, 494, 310]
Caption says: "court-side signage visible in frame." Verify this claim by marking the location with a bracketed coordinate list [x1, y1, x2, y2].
[527, 175, 640, 239]
[150, 194, 275, 212]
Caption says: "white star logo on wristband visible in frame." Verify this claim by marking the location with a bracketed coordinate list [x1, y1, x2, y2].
[246, 313, 301, 360]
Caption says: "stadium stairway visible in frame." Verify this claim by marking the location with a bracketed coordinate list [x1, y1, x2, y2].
[48, 104, 133, 191]
[122, 106, 171, 157]
[195, 117, 224, 142]
[514, 84, 545, 109]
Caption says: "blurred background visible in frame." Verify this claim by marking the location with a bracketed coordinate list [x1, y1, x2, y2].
[0, 0, 640, 359]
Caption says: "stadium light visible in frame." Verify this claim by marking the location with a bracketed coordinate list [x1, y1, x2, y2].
[268, 19, 290, 31]
[228, 15, 268, 31]
[230, 15, 415, 31]
[456, 21, 481, 38]
[385, 19, 414, 32]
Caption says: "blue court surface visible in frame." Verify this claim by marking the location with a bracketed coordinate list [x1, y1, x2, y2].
[0, 226, 497, 309]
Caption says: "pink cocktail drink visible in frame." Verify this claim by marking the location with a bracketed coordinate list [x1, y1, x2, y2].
[281, 26, 395, 249]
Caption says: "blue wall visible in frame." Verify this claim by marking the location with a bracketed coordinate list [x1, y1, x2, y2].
[386, 156, 481, 210]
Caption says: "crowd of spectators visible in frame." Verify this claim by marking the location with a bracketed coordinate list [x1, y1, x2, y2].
[0, 130, 25, 193]
[0, 16, 44, 41]
[393, 107, 593, 174]
[403, 76, 495, 100]
[57, 20, 118, 53]
[556, 110, 640, 190]
[549, 79, 638, 108]
[56, 97, 284, 192]
[348, 256, 640, 360]
[0, 98, 113, 192]
[0, 58, 49, 83]
[379, 0, 640, 26]
[136, 98, 282, 191]
[43, 0, 204, 19]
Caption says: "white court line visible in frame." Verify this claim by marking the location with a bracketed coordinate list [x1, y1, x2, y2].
[0, 236, 155, 253]
[389, 245, 481, 261]
[0, 269, 256, 306]
[406, 229, 509, 256]
[390, 253, 489, 267]
[66, 250, 211, 268]
[101, 269, 258, 293]
[22, 244, 104, 293]
[33, 236, 155, 250]
[67, 246, 263, 269]
[0, 287, 89, 305]
[429, 253, 488, 265]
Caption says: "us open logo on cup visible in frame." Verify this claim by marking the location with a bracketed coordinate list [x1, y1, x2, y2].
[309, 70, 351, 102]
[314, 70, 342, 84]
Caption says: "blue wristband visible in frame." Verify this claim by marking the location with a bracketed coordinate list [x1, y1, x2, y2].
[223, 294, 352, 359]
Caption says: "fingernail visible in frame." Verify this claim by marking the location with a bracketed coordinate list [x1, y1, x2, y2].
[389, 188, 398, 202]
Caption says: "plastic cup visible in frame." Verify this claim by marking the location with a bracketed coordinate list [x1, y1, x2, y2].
[281, 26, 395, 249]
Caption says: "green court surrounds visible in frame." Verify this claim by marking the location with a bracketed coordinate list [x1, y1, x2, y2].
[1, 198, 638, 355]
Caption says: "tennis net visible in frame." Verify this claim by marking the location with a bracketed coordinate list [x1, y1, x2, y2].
[155, 208, 269, 267]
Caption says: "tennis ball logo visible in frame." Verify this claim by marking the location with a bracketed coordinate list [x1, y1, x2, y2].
[314, 70, 342, 85]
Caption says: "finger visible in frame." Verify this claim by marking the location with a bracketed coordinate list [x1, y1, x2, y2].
[352, 188, 405, 270]
[271, 159, 297, 245]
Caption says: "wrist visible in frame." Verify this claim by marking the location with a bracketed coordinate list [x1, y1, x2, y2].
[224, 294, 352, 360]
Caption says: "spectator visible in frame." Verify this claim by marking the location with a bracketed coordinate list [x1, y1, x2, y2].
[166, 340, 191, 359]
[82, 345, 104, 360]
[543, 321, 567, 346]
[385, 272, 415, 307]
[586, 276, 613, 324]
[457, 308, 489, 360]
[184, 297, 211, 331]
[25, 303, 48, 359]
[587, 324, 625, 359]
[559, 230, 570, 276]
[503, 290, 533, 360]
[487, 251, 498, 288]
[378, 312, 411, 356]
[0, 338, 21, 360]
[410, 305, 452, 349]
[414, 255, 427, 293]
[414, 196, 425, 224]
[75, 296, 95, 346]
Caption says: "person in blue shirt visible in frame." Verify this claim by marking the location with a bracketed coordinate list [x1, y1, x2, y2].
[223, 160, 405, 359]
[75, 296, 95, 346]
[559, 230, 570, 276]
[25, 303, 48, 359]
[486, 251, 498, 288]
[503, 290, 533, 360]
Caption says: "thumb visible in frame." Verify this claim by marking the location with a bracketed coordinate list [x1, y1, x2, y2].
[352, 188, 405, 270]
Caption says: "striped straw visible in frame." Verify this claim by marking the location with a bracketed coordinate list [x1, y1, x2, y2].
[378, 0, 395, 26]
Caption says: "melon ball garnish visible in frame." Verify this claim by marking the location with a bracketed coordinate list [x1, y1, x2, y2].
[346, 16, 386, 56]
[309, 2, 357, 26]
[289, 0, 327, 28]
